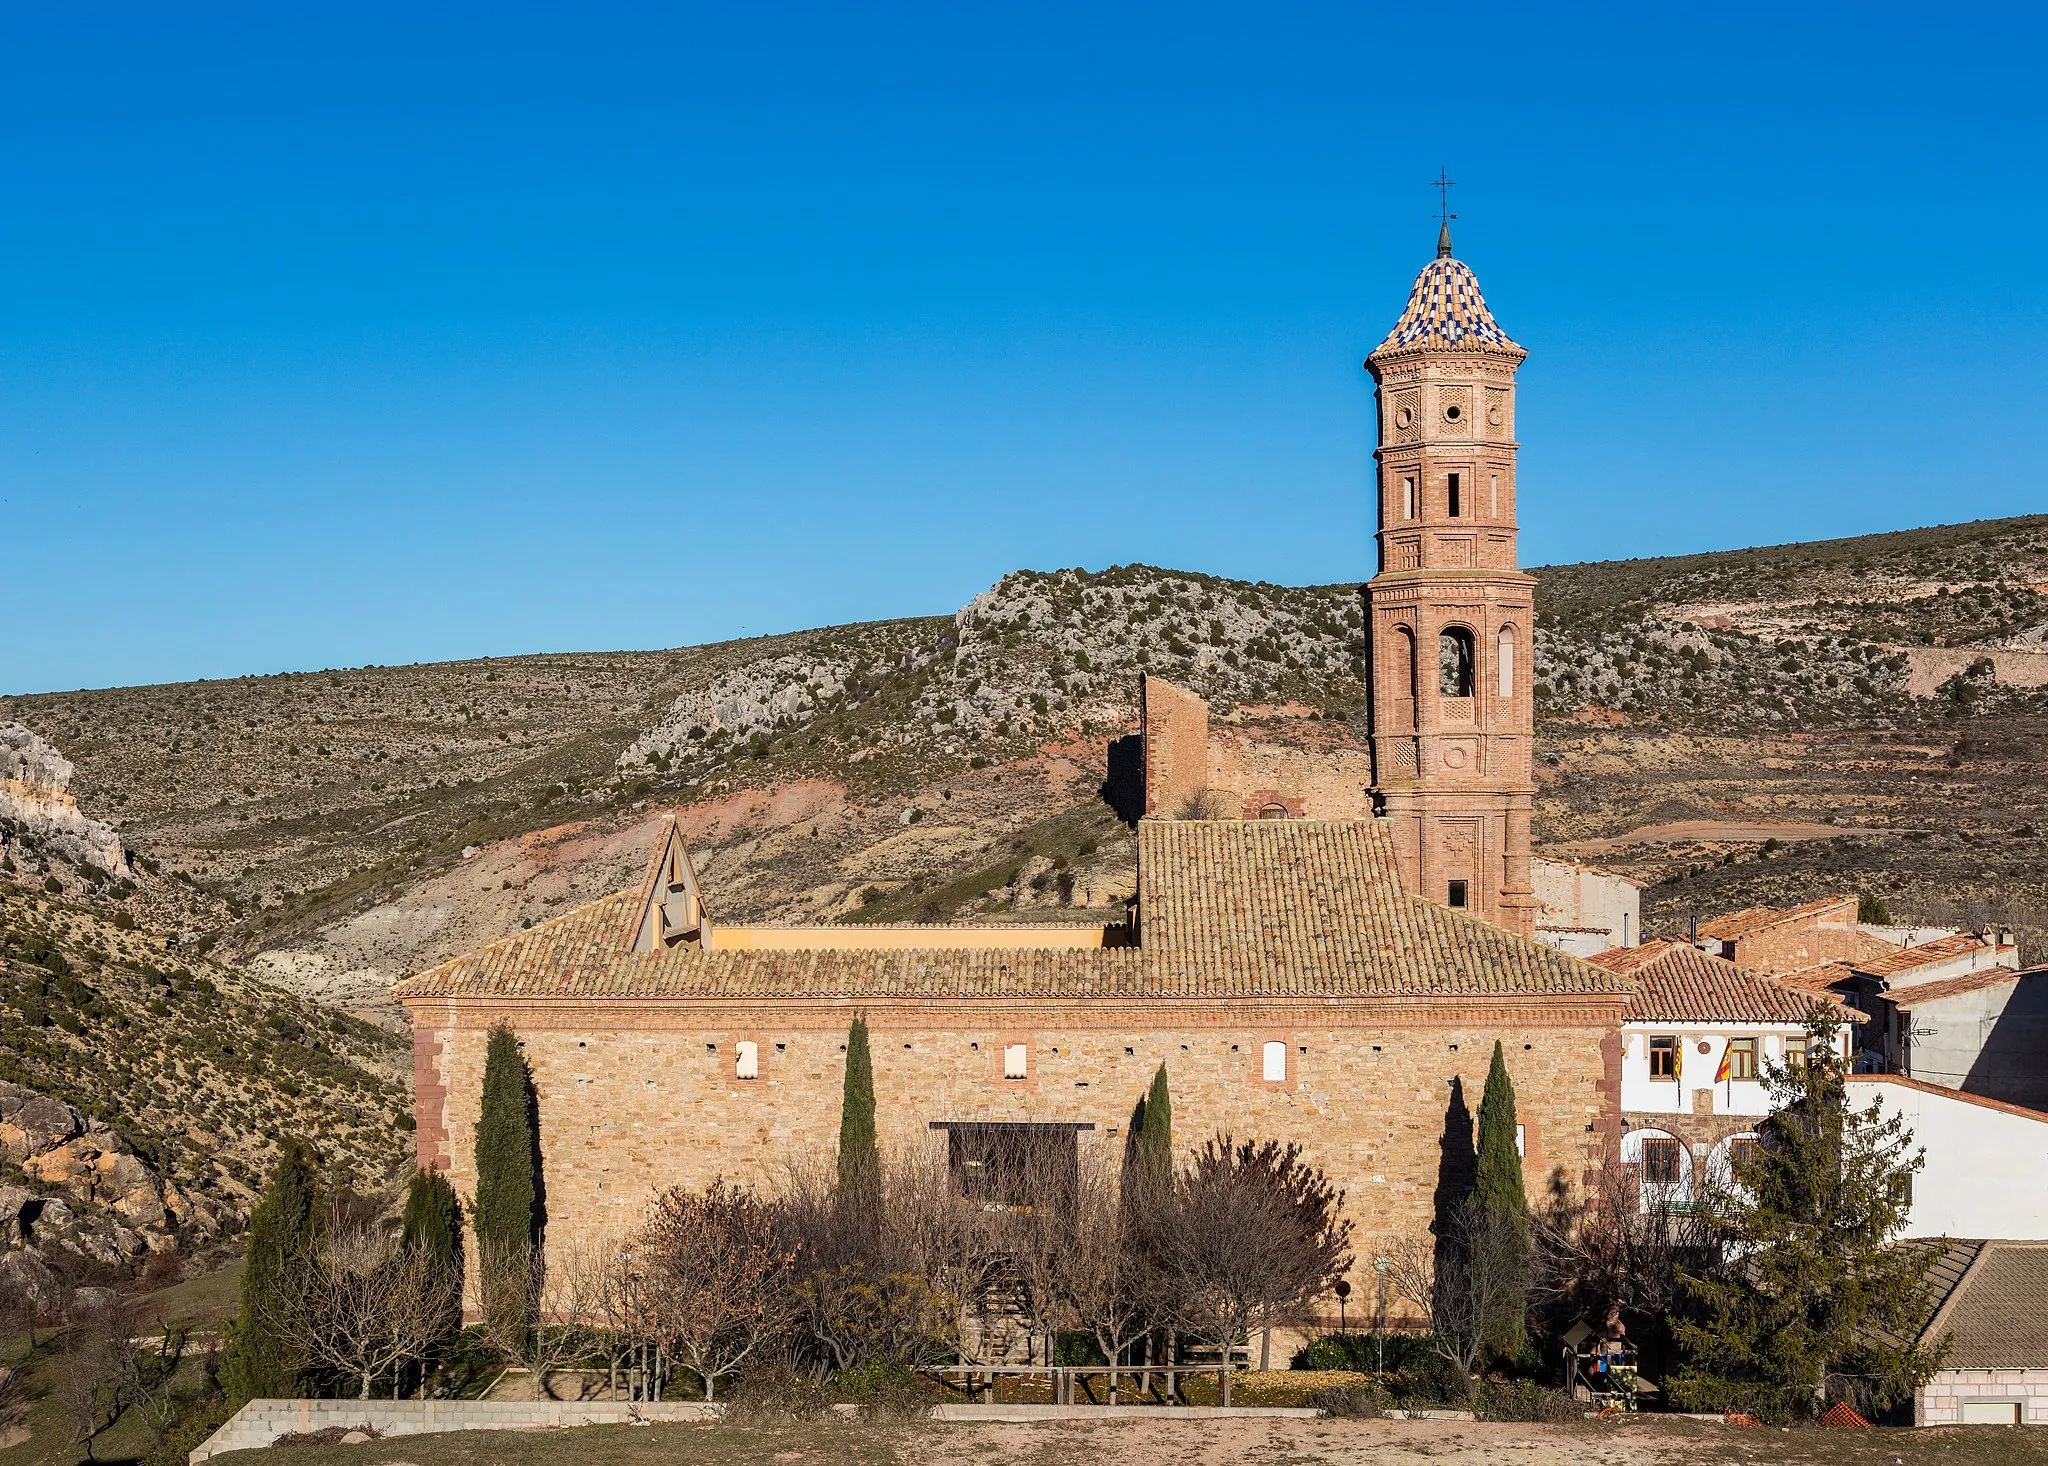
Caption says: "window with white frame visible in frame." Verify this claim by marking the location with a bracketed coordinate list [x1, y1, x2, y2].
[735, 1040, 759, 1080]
[1003, 1043, 1028, 1080]
[1261, 1041, 1287, 1082]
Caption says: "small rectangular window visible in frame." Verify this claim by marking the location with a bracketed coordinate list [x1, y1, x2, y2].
[1448, 473, 1461, 517]
[1003, 1043, 1028, 1080]
[1728, 1137, 1758, 1172]
[735, 1040, 759, 1080]
[1784, 1035, 1810, 1071]
[1515, 1124, 1525, 1158]
[1447, 880, 1468, 909]
[1648, 1036, 1678, 1079]
[1402, 476, 1416, 520]
[1726, 1037, 1758, 1080]
[1261, 1040, 1287, 1082]
[1490, 474, 1499, 517]
[1640, 1137, 1681, 1186]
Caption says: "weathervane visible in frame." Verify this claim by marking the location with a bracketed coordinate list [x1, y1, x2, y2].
[1432, 167, 1457, 257]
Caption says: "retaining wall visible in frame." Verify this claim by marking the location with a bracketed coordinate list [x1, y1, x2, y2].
[190, 1398, 721, 1461]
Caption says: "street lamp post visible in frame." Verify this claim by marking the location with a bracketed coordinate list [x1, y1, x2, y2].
[1334, 1278, 1351, 1336]
[1374, 1256, 1390, 1378]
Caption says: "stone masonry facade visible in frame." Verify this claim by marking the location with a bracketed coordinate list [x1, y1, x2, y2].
[412, 994, 1621, 1295]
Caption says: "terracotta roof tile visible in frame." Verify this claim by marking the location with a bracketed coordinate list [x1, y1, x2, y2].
[1854, 932, 2003, 978]
[395, 818, 1631, 1003]
[1593, 940, 1856, 1024]
[1888, 967, 2030, 1009]
[1696, 895, 1857, 942]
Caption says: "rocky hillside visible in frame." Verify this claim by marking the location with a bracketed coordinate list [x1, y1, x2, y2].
[3, 513, 2046, 1014]
[0, 879, 409, 1288]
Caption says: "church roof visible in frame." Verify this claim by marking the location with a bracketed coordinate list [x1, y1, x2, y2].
[1370, 253, 1523, 358]
[394, 817, 1628, 1004]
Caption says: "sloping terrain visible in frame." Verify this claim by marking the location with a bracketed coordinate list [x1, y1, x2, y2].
[4, 514, 2046, 1022]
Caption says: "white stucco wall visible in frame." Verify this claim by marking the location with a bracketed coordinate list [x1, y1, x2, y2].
[1619, 1023, 1819, 1117]
[1853, 1075, 2048, 1240]
[1532, 858, 1639, 952]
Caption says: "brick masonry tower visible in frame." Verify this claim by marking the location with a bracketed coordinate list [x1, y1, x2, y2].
[1362, 223, 1538, 936]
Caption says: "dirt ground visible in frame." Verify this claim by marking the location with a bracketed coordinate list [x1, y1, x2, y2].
[222, 1416, 2048, 1466]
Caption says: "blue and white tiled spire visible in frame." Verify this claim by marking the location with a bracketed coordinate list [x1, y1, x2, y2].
[1371, 232, 1522, 356]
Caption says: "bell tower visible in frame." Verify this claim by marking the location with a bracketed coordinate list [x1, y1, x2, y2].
[1362, 223, 1537, 936]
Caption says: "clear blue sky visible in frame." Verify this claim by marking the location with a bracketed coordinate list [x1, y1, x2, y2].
[6, 3, 2045, 695]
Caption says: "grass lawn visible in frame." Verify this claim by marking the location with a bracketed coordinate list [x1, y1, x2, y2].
[206, 1416, 2048, 1466]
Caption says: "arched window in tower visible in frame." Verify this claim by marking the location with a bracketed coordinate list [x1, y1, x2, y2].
[1439, 628, 1475, 697]
[1396, 626, 1419, 727]
[1497, 626, 1516, 699]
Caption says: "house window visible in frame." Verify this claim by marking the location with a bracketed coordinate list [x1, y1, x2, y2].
[1259, 803, 1288, 820]
[1261, 1041, 1287, 1082]
[1719, 940, 1736, 961]
[1728, 1136, 1759, 1173]
[1640, 1137, 1681, 1186]
[1725, 1037, 1758, 1080]
[1490, 474, 1500, 517]
[1402, 476, 1417, 520]
[735, 1040, 759, 1080]
[1447, 880, 1469, 909]
[1439, 627, 1475, 696]
[1784, 1035, 1809, 1071]
[1497, 627, 1515, 699]
[1447, 472, 1462, 518]
[1003, 1043, 1029, 1080]
[1648, 1036, 1678, 1079]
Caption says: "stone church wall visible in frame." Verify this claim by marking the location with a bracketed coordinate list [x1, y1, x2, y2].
[413, 996, 1622, 1294]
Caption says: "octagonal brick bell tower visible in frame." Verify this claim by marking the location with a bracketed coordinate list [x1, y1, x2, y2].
[1362, 222, 1537, 937]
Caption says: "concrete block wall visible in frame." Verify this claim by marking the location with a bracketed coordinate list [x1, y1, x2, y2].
[1916, 1368, 2048, 1425]
[191, 1398, 721, 1461]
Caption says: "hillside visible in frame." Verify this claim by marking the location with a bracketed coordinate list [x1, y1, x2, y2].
[4, 513, 2046, 1022]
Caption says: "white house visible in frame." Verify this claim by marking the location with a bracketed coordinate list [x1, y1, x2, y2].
[1851, 1074, 2048, 1240]
[1589, 939, 1856, 1211]
[1532, 857, 1641, 957]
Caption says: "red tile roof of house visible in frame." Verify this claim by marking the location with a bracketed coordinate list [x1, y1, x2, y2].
[1888, 967, 2032, 1009]
[1695, 895, 1857, 942]
[1853, 931, 2004, 978]
[1588, 939, 1857, 1024]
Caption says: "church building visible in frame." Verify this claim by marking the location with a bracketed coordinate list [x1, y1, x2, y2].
[396, 229, 1634, 1279]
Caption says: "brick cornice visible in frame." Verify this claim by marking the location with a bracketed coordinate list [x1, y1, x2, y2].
[402, 992, 1629, 1034]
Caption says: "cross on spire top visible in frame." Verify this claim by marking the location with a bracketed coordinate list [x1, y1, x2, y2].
[1433, 168, 1457, 258]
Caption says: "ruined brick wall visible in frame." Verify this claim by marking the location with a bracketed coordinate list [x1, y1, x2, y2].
[1204, 732, 1376, 821]
[408, 994, 1622, 1297]
[1141, 677, 1209, 818]
[1731, 902, 1893, 975]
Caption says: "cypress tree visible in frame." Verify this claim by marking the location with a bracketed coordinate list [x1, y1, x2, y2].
[1473, 1040, 1530, 1357]
[474, 1024, 540, 1342]
[1135, 1063, 1173, 1200]
[222, 1138, 320, 1403]
[401, 1166, 462, 1270]
[837, 1015, 880, 1243]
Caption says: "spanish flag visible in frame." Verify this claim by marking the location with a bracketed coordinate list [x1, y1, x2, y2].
[1713, 1047, 1733, 1084]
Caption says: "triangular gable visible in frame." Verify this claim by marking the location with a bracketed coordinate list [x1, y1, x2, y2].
[629, 815, 713, 953]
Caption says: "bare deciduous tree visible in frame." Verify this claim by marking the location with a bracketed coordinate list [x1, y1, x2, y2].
[1154, 1137, 1353, 1405]
[641, 1179, 799, 1401]
[880, 1141, 1008, 1364]
[57, 1298, 186, 1463]
[291, 1230, 457, 1400]
[1057, 1150, 1168, 1402]
[1530, 1163, 1709, 1334]
[1387, 1200, 1526, 1404]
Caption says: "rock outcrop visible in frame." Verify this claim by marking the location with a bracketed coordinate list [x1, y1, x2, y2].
[0, 723, 128, 875]
[0, 1082, 212, 1264]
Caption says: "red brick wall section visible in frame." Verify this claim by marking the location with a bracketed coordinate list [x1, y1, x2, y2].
[1141, 677, 1209, 818]
[412, 1020, 451, 1171]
